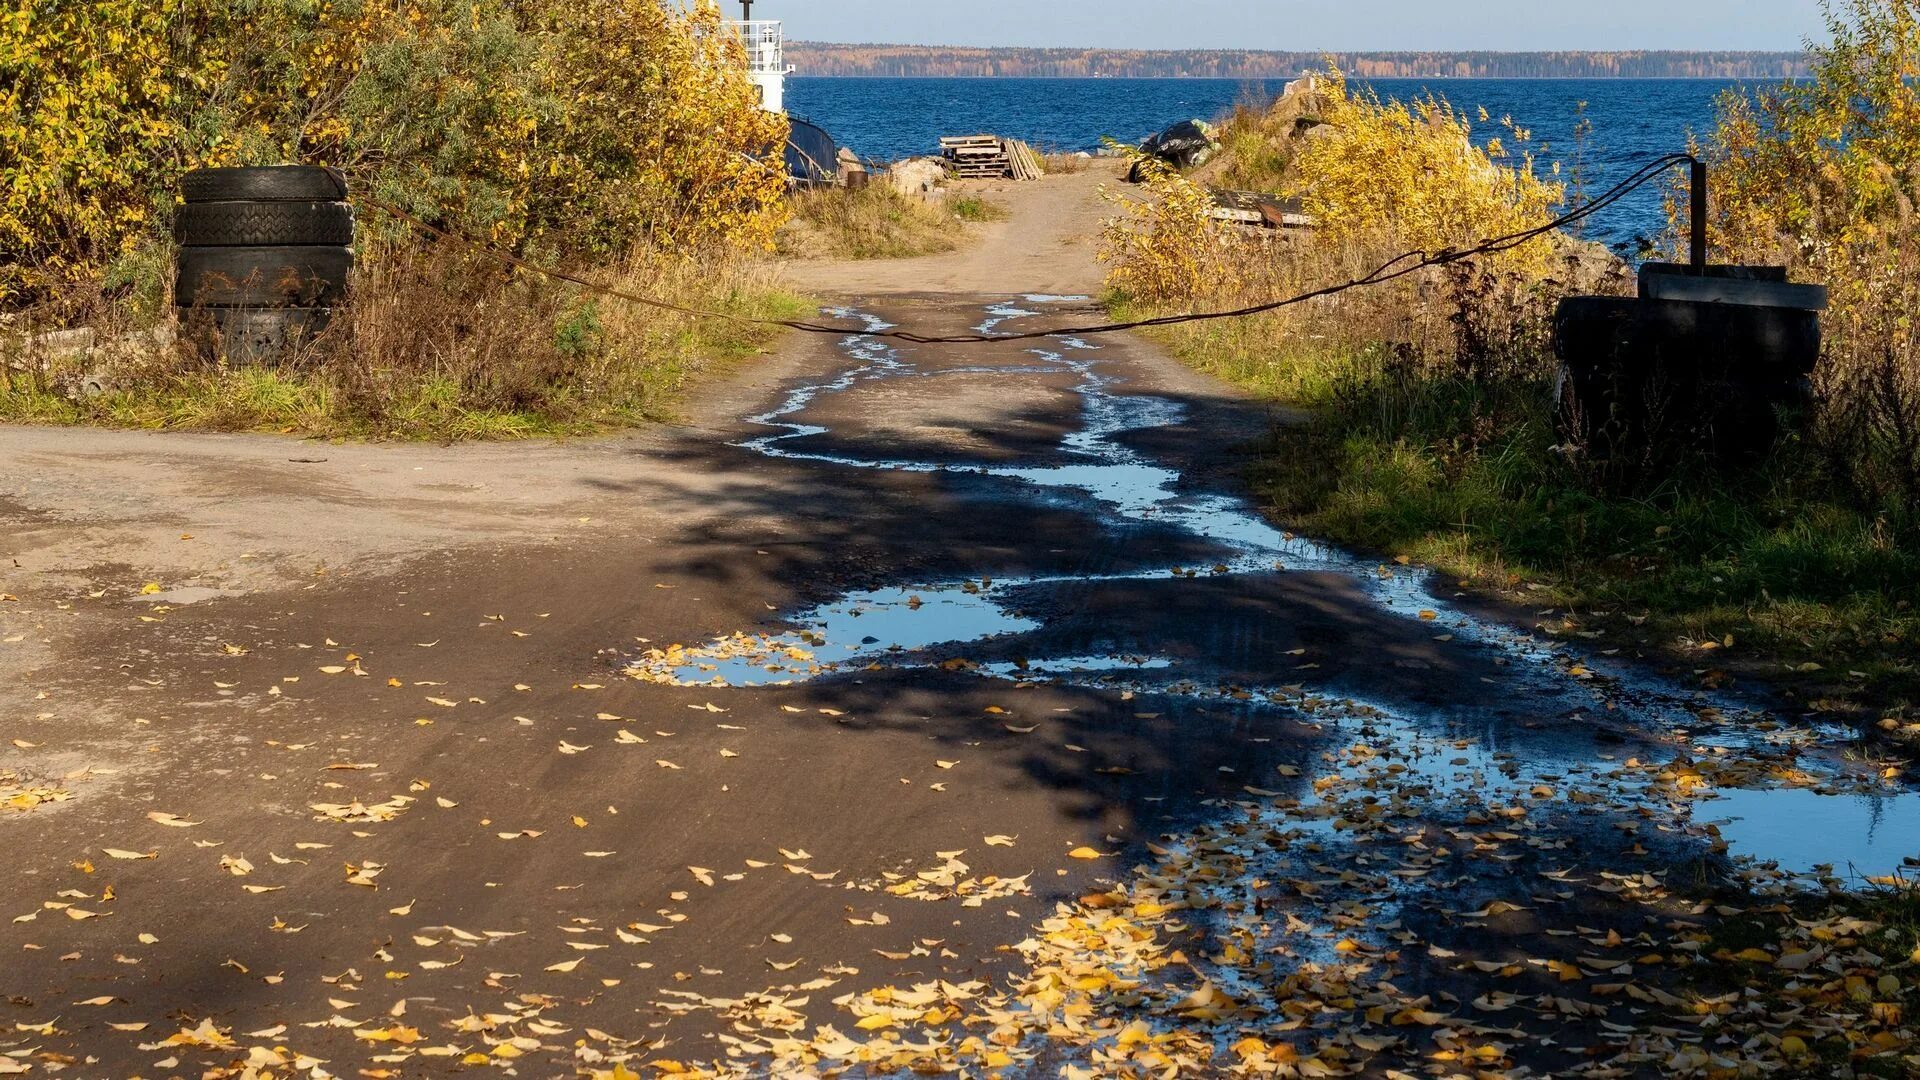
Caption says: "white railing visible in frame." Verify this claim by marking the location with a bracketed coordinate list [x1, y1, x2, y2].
[729, 19, 791, 113]
[731, 20, 788, 74]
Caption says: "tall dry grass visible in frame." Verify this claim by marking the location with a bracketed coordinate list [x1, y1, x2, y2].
[776, 184, 970, 261]
[1817, 215, 1920, 510]
[0, 239, 802, 439]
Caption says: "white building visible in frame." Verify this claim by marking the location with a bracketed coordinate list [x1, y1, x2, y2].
[730, 3, 792, 115]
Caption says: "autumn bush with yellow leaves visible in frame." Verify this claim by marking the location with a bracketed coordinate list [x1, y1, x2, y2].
[0, 0, 183, 300]
[1, 0, 796, 436]
[1101, 72, 1566, 322]
[1688, 0, 1920, 512]
[1291, 74, 1564, 280]
[1099, 155, 1244, 304]
[5, 0, 787, 299]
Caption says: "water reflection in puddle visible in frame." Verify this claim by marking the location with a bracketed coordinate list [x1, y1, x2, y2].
[634, 296, 1919, 885]
[980, 655, 1176, 679]
[1706, 786, 1920, 878]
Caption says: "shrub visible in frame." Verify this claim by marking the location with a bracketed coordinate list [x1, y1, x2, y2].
[1098, 156, 1243, 304]
[1100, 71, 1569, 354]
[1290, 73, 1564, 278]
[1, 0, 789, 305]
[1686, 0, 1920, 510]
[0, 0, 187, 301]
[1, 0, 801, 438]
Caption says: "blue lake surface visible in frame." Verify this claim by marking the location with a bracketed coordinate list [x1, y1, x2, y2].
[788, 76, 1748, 250]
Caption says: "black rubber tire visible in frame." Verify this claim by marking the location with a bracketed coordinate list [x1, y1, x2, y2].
[181, 166, 347, 204]
[175, 201, 354, 247]
[179, 307, 334, 364]
[176, 245, 352, 308]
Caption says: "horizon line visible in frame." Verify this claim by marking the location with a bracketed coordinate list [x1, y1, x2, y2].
[789, 42, 1809, 56]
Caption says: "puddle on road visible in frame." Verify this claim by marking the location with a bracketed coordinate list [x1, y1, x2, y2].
[645, 586, 1041, 688]
[1707, 786, 1920, 878]
[630, 297, 1919, 886]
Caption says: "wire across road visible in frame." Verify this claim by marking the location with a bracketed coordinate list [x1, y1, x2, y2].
[360, 153, 1694, 346]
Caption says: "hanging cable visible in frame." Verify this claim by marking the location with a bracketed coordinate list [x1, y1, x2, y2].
[358, 153, 1696, 346]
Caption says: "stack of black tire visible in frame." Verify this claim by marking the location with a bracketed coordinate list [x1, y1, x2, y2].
[175, 166, 354, 362]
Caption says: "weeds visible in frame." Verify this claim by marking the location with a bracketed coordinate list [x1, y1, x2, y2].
[778, 184, 999, 260]
[1, 239, 804, 440]
[949, 195, 1010, 223]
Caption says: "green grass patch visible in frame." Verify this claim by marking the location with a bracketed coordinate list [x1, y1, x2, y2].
[949, 195, 1010, 223]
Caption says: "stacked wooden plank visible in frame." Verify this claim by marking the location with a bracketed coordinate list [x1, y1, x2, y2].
[939, 136, 1047, 181]
[1005, 139, 1045, 181]
[940, 135, 1008, 179]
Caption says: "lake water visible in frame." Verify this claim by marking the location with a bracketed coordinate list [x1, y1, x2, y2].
[789, 76, 1744, 251]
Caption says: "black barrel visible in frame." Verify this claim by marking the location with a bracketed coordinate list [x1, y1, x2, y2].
[1552, 293, 1822, 470]
[175, 166, 353, 362]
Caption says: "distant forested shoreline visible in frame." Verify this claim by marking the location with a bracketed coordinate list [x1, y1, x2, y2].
[787, 44, 1809, 80]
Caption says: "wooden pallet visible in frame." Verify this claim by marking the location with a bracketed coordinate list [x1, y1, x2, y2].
[940, 135, 1005, 178]
[1208, 188, 1315, 229]
[939, 135, 1046, 181]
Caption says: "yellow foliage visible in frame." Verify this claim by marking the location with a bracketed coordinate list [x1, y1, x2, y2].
[1687, 0, 1920, 506]
[1, 0, 788, 304]
[1687, 0, 1920, 269]
[539, 0, 790, 254]
[0, 0, 185, 297]
[1098, 70, 1564, 310]
[1290, 72, 1564, 276]
[1099, 156, 1244, 304]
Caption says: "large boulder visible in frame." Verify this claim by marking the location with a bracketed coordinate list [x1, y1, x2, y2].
[889, 157, 947, 196]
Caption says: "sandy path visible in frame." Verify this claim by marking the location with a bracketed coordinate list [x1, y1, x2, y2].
[788, 170, 1112, 297]
[0, 171, 1305, 1075]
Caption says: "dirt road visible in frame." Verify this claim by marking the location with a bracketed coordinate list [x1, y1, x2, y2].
[3, 170, 1914, 1077]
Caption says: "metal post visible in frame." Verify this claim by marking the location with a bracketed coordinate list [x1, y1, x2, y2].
[1690, 159, 1708, 274]
[740, 0, 753, 18]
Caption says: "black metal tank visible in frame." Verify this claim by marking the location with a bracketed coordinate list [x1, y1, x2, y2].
[1553, 276, 1825, 468]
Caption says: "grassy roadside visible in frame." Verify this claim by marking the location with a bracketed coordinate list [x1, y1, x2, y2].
[1, 269, 810, 442]
[5, 0, 798, 444]
[777, 184, 1007, 260]
[1128, 300, 1920, 723]
[1096, 43, 1920, 730]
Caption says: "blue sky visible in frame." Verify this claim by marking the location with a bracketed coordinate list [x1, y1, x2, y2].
[762, 1, 1826, 50]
